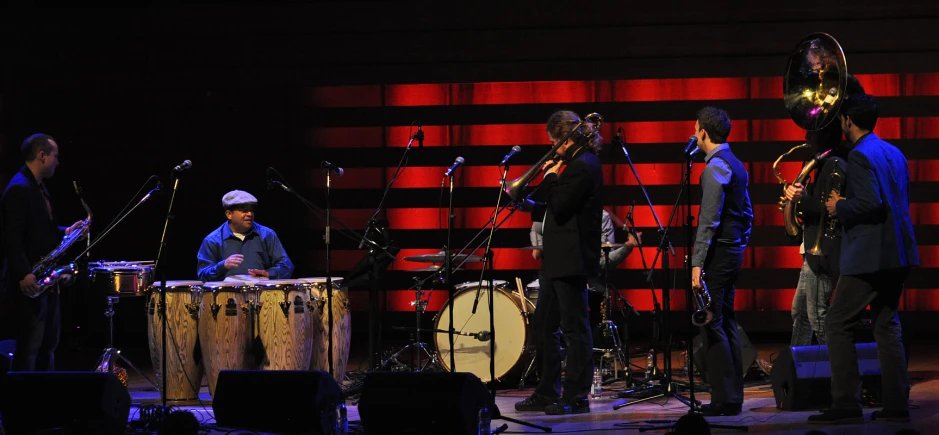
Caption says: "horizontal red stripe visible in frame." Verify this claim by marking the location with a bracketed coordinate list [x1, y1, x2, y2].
[347, 288, 939, 312]
[315, 245, 939, 273]
[308, 74, 939, 108]
[308, 117, 939, 148]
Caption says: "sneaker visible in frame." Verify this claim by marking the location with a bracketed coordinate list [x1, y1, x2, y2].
[807, 408, 863, 424]
[544, 397, 590, 415]
[755, 358, 773, 375]
[871, 409, 911, 423]
[514, 393, 557, 412]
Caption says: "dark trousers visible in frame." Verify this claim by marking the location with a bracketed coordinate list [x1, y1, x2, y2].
[11, 288, 60, 371]
[827, 268, 910, 411]
[700, 244, 745, 404]
[532, 274, 592, 400]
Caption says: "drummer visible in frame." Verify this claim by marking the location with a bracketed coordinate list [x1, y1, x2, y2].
[196, 190, 294, 282]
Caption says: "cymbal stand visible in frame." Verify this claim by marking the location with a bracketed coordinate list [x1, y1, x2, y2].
[95, 295, 158, 390]
[381, 277, 443, 372]
[594, 246, 631, 387]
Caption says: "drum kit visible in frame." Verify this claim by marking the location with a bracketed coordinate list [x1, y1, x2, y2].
[88, 261, 353, 401]
[383, 241, 633, 386]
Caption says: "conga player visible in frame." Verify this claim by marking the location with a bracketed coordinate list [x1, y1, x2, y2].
[196, 190, 294, 281]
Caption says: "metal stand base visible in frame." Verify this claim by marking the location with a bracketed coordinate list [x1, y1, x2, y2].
[380, 342, 443, 372]
[94, 295, 158, 390]
[594, 320, 632, 386]
[613, 381, 699, 410]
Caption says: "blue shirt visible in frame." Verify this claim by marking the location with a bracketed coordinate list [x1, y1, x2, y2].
[693, 143, 734, 267]
[196, 222, 294, 282]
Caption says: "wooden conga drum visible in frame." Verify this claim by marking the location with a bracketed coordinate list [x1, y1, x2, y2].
[147, 280, 204, 401]
[300, 277, 351, 383]
[253, 280, 314, 371]
[198, 281, 252, 397]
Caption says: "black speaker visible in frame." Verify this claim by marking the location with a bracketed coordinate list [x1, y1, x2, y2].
[358, 372, 495, 435]
[691, 323, 757, 383]
[212, 370, 342, 434]
[771, 343, 882, 410]
[0, 371, 130, 435]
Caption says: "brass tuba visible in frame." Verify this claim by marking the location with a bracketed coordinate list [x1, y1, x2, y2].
[505, 112, 603, 202]
[777, 33, 848, 239]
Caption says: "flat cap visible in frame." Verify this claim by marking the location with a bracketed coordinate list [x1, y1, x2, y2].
[222, 190, 258, 208]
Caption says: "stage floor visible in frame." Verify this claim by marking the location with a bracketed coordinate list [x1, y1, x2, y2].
[124, 342, 938, 434]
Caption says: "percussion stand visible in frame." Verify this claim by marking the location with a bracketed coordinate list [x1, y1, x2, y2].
[73, 178, 160, 389]
[594, 245, 631, 387]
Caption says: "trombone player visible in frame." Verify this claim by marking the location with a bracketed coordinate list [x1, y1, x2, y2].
[514, 110, 603, 415]
[689, 107, 753, 417]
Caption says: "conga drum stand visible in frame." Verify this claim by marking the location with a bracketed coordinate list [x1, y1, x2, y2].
[94, 295, 158, 390]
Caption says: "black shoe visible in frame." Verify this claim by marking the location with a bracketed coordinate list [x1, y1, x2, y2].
[871, 409, 911, 423]
[514, 393, 558, 412]
[544, 397, 590, 415]
[699, 402, 742, 416]
[807, 408, 863, 424]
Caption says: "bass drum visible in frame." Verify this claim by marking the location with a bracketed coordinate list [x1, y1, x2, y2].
[434, 281, 534, 381]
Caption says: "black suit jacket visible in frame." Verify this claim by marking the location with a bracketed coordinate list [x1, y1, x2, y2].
[1, 166, 65, 291]
[541, 149, 603, 280]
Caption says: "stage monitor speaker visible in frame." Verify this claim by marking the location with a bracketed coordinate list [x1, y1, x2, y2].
[691, 323, 757, 383]
[358, 372, 494, 435]
[0, 371, 130, 435]
[771, 343, 882, 410]
[212, 370, 342, 434]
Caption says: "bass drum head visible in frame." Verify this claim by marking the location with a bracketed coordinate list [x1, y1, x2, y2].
[434, 284, 533, 381]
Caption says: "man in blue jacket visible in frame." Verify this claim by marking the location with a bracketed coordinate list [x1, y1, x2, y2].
[196, 190, 294, 282]
[809, 94, 919, 424]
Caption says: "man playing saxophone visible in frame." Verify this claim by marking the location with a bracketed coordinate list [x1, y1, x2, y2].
[783, 123, 848, 348]
[1, 134, 85, 371]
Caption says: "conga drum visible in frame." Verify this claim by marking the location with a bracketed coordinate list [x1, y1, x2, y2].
[147, 280, 204, 401]
[253, 280, 314, 371]
[299, 277, 350, 383]
[198, 281, 252, 397]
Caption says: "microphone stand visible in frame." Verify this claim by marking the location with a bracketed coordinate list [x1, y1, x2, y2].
[153, 169, 182, 423]
[641, 151, 747, 433]
[445, 170, 456, 371]
[325, 167, 335, 378]
[614, 143, 696, 411]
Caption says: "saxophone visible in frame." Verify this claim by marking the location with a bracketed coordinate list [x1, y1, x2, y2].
[26, 181, 93, 298]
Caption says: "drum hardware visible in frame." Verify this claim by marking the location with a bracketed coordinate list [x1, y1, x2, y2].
[95, 295, 159, 391]
[403, 252, 485, 263]
[594, 244, 632, 390]
[381, 279, 443, 372]
[209, 291, 222, 319]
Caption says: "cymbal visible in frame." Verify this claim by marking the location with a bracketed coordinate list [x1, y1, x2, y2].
[519, 246, 543, 251]
[402, 253, 484, 263]
[600, 242, 625, 249]
[406, 266, 465, 273]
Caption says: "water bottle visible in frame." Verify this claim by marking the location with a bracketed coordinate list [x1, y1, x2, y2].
[335, 402, 348, 434]
[478, 406, 491, 435]
[591, 366, 602, 399]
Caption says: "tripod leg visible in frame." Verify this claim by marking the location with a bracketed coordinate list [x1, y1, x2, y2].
[517, 350, 537, 390]
[495, 416, 551, 433]
[117, 352, 160, 390]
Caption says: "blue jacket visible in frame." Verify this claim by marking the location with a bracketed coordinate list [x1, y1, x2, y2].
[835, 133, 919, 275]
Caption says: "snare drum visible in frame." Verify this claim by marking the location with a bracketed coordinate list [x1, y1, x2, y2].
[252, 280, 314, 371]
[147, 281, 204, 401]
[299, 277, 350, 383]
[89, 261, 154, 296]
[198, 281, 252, 397]
[434, 281, 534, 381]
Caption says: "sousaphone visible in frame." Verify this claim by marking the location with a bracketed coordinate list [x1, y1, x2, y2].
[775, 32, 848, 238]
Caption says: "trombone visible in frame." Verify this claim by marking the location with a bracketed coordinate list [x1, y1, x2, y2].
[504, 112, 603, 203]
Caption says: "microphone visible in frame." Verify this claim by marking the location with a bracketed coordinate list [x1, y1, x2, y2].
[820, 87, 838, 110]
[268, 180, 292, 193]
[625, 202, 635, 229]
[499, 145, 521, 167]
[416, 123, 424, 148]
[173, 160, 192, 172]
[321, 161, 344, 177]
[444, 156, 464, 177]
[613, 128, 625, 147]
[684, 136, 699, 157]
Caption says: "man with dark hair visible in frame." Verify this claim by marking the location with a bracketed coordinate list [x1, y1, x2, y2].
[810, 94, 918, 424]
[1, 134, 85, 371]
[690, 107, 753, 416]
[197, 190, 294, 281]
